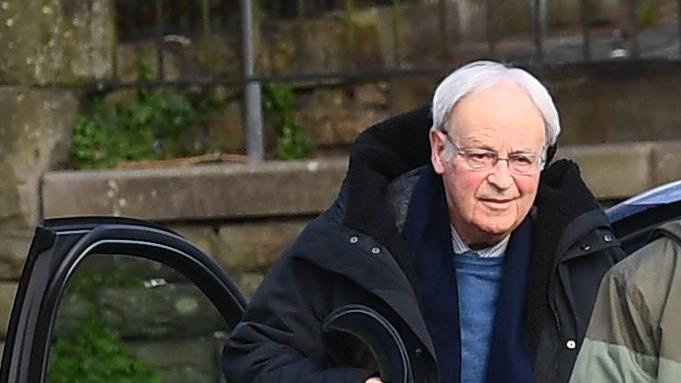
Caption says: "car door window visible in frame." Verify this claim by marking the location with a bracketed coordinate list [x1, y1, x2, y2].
[47, 253, 229, 383]
[0, 219, 246, 383]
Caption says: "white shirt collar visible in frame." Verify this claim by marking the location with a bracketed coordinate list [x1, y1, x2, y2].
[450, 224, 510, 258]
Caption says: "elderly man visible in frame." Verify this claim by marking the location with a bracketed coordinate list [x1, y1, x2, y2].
[222, 61, 623, 383]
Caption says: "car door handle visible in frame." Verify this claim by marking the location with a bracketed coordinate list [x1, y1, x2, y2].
[322, 304, 414, 383]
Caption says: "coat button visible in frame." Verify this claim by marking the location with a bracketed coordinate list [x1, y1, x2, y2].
[415, 348, 423, 357]
[349, 236, 359, 244]
[566, 340, 577, 350]
[603, 234, 613, 242]
[580, 244, 591, 251]
[371, 247, 381, 254]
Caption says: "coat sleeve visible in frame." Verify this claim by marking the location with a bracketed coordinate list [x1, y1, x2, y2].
[569, 237, 681, 383]
[221, 254, 377, 383]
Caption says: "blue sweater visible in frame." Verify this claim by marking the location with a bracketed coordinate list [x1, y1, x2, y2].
[454, 253, 505, 383]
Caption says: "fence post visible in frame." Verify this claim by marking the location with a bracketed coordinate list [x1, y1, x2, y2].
[241, 0, 265, 164]
[154, 0, 166, 80]
[628, 0, 640, 58]
[530, 0, 548, 62]
[678, 0, 681, 55]
[201, 0, 211, 36]
[392, 0, 404, 67]
[438, 0, 451, 60]
[343, 0, 357, 70]
[581, 0, 591, 60]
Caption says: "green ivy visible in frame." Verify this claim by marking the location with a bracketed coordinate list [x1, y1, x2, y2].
[48, 270, 162, 383]
[49, 304, 163, 383]
[638, 1, 660, 27]
[263, 83, 314, 160]
[72, 58, 219, 169]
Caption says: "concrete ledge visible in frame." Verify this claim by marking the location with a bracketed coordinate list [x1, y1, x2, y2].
[557, 142, 655, 200]
[42, 141, 681, 221]
[42, 159, 348, 221]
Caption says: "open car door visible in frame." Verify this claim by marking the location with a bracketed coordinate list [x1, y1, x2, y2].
[0, 217, 247, 383]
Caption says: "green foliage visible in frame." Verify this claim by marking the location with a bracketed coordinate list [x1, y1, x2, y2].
[48, 269, 162, 383]
[638, 1, 660, 27]
[263, 84, 313, 160]
[73, 58, 219, 169]
[65, 271, 142, 299]
[48, 305, 163, 383]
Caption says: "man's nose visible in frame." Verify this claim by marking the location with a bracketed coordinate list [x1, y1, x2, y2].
[486, 159, 514, 189]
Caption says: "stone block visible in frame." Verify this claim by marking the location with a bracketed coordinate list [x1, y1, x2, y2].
[293, 18, 346, 73]
[354, 83, 389, 108]
[0, 88, 78, 278]
[216, 220, 308, 273]
[0, 283, 17, 339]
[95, 283, 227, 339]
[0, 0, 114, 84]
[0, 88, 78, 228]
[127, 337, 223, 383]
[234, 272, 265, 299]
[557, 142, 654, 200]
[544, 61, 681, 145]
[117, 34, 242, 82]
[295, 84, 389, 147]
[652, 140, 681, 185]
[168, 225, 220, 258]
[0, 230, 34, 280]
[72, 253, 186, 284]
[386, 75, 438, 115]
[42, 159, 349, 220]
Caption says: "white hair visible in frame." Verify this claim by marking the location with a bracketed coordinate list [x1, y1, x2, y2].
[431, 61, 560, 151]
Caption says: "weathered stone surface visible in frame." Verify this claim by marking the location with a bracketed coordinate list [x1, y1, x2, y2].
[557, 142, 654, 199]
[96, 283, 227, 339]
[168, 225, 219, 257]
[0, 88, 78, 227]
[216, 220, 307, 273]
[296, 84, 389, 146]
[201, 101, 245, 153]
[234, 272, 265, 299]
[652, 140, 681, 185]
[0, 88, 78, 278]
[386, 75, 438, 115]
[292, 18, 346, 73]
[0, 230, 34, 280]
[0, 283, 17, 339]
[542, 61, 681, 145]
[71, 253, 187, 283]
[117, 35, 242, 82]
[127, 337, 223, 383]
[0, 0, 114, 84]
[42, 159, 348, 220]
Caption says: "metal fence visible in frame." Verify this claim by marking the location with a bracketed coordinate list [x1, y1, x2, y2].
[107, 0, 681, 163]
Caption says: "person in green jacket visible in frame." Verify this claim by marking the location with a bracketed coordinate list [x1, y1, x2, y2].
[570, 219, 681, 382]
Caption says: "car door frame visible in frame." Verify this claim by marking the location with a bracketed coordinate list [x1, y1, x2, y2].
[0, 217, 247, 383]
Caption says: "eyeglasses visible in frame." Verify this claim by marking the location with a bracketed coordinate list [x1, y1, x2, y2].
[441, 130, 545, 175]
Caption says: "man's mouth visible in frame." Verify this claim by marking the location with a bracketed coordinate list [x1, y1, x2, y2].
[479, 198, 515, 209]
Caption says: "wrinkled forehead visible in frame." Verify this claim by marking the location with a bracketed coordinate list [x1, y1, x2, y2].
[448, 82, 546, 149]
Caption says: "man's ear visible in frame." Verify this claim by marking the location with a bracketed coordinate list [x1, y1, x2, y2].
[430, 129, 447, 175]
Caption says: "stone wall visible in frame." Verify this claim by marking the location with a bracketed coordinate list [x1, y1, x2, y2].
[116, 0, 638, 81]
[0, 0, 115, 274]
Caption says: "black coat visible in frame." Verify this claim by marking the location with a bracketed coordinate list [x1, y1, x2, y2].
[222, 106, 624, 383]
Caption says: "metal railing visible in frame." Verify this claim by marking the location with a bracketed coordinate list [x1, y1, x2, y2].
[74, 1, 681, 162]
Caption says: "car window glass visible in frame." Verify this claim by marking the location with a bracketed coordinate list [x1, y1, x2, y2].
[47, 253, 230, 383]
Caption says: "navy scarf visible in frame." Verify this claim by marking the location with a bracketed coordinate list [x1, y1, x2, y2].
[402, 167, 534, 383]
